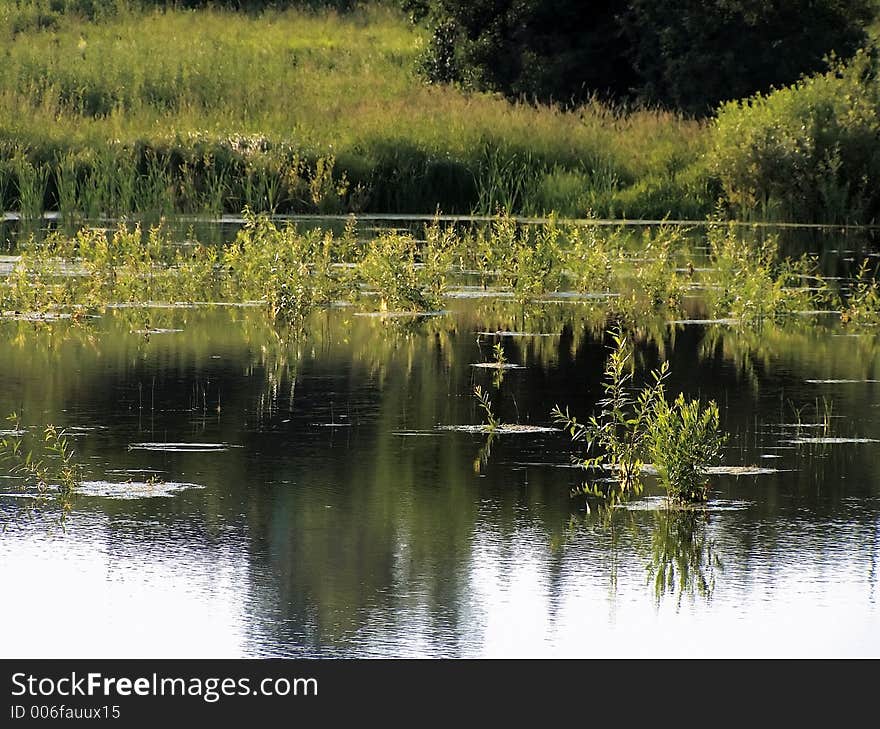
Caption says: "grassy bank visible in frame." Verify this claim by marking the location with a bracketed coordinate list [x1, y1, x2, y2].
[0, 3, 713, 218]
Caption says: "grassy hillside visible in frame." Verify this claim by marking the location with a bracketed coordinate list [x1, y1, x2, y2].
[0, 3, 712, 217]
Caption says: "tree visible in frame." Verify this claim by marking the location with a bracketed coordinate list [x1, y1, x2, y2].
[420, 0, 636, 104]
[624, 0, 872, 114]
[417, 0, 873, 114]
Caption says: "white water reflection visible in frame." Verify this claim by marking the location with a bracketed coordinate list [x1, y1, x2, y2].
[0, 513, 253, 658]
[0, 495, 877, 657]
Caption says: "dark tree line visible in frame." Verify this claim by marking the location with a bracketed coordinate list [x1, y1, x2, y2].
[411, 0, 874, 114]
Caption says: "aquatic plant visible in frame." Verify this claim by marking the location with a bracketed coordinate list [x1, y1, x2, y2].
[489, 213, 566, 303]
[224, 211, 345, 326]
[552, 327, 668, 503]
[705, 225, 829, 325]
[647, 394, 723, 503]
[473, 385, 501, 433]
[565, 223, 616, 294]
[552, 327, 725, 504]
[486, 341, 509, 387]
[841, 258, 880, 326]
[0, 413, 82, 522]
[491, 342, 507, 367]
[631, 226, 687, 309]
[358, 229, 452, 311]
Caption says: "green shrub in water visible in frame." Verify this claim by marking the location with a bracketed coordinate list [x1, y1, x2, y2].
[647, 394, 723, 503]
[841, 258, 880, 326]
[358, 225, 453, 311]
[553, 327, 725, 504]
[705, 225, 829, 325]
[224, 210, 346, 326]
[552, 327, 668, 503]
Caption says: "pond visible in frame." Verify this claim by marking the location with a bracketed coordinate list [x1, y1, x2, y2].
[0, 219, 878, 657]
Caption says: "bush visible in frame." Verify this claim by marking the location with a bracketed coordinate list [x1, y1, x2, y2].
[647, 395, 723, 503]
[552, 327, 725, 505]
[711, 50, 880, 223]
[705, 226, 828, 324]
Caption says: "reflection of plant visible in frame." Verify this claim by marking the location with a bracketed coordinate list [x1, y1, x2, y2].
[788, 397, 834, 436]
[473, 432, 496, 474]
[646, 510, 721, 607]
[0, 413, 82, 523]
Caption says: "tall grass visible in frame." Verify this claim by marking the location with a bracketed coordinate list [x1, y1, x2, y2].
[0, 3, 710, 217]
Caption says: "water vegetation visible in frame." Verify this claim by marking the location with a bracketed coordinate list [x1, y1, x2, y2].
[472, 385, 500, 433]
[552, 328, 725, 505]
[841, 258, 880, 325]
[2, 215, 869, 333]
[704, 224, 833, 326]
[0, 412, 82, 524]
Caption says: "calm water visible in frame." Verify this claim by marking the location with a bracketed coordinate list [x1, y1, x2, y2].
[0, 223, 878, 657]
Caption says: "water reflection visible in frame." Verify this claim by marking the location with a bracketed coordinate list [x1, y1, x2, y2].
[645, 508, 722, 607]
[0, 297, 878, 656]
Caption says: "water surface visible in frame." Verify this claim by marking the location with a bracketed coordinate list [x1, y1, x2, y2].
[0, 224, 878, 658]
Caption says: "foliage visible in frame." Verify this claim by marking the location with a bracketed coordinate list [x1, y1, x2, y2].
[224, 211, 346, 325]
[705, 225, 830, 325]
[0, 413, 82, 523]
[552, 327, 669, 503]
[565, 223, 616, 293]
[358, 225, 453, 310]
[553, 327, 725, 505]
[711, 50, 880, 223]
[473, 384, 500, 432]
[646, 395, 723, 503]
[625, 0, 871, 115]
[416, 0, 634, 105]
[841, 258, 880, 325]
[627, 225, 686, 309]
[0, 4, 708, 219]
[491, 213, 566, 302]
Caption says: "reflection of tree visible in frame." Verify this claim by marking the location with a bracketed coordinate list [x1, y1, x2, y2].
[645, 508, 721, 608]
[698, 318, 880, 393]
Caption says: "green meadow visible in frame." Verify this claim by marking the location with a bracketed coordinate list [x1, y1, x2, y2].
[0, 3, 711, 218]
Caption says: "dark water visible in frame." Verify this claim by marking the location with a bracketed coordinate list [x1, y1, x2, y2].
[1, 296, 878, 657]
